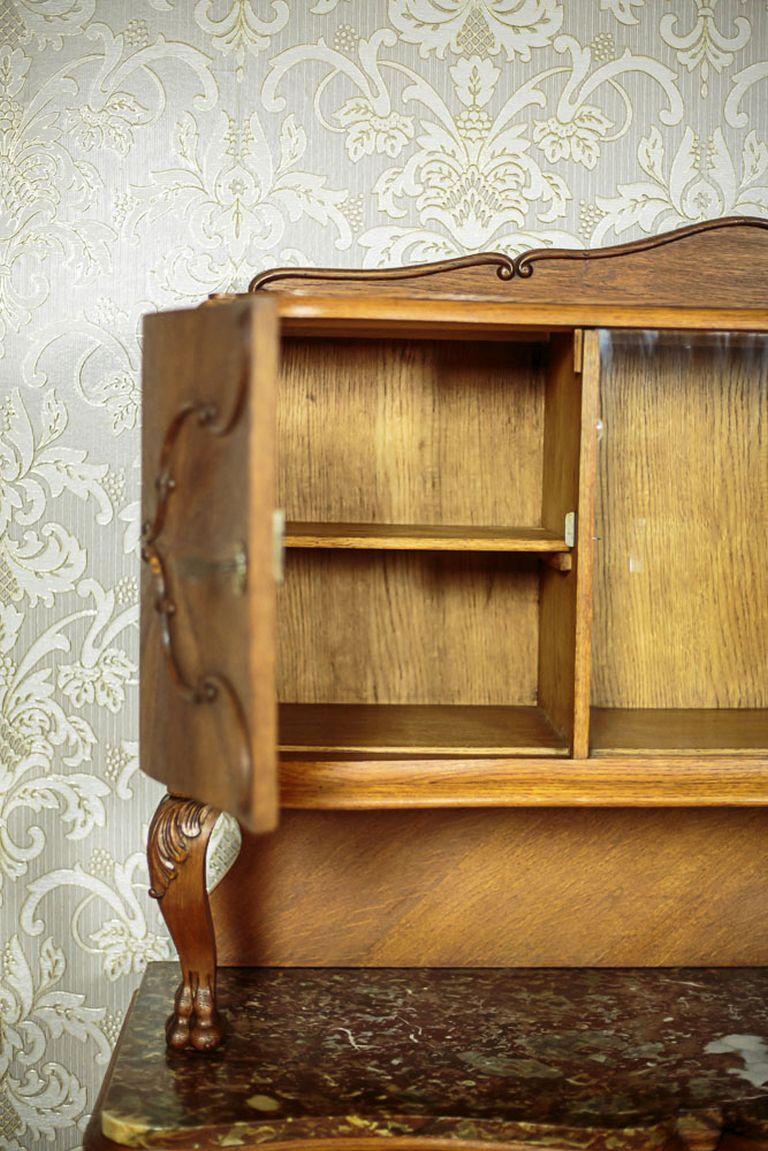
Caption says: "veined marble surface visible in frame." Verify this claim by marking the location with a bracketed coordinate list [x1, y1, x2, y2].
[97, 964, 768, 1149]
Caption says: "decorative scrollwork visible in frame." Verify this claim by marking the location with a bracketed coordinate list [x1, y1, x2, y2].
[513, 215, 768, 278]
[140, 345, 252, 794]
[249, 216, 768, 293]
[248, 251, 514, 292]
[147, 794, 215, 901]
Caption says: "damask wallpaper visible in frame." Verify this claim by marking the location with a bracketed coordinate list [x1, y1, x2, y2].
[1, 0, 767, 1147]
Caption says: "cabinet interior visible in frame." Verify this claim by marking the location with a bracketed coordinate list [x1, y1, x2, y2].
[591, 330, 768, 757]
[275, 332, 581, 757]
[274, 325, 768, 762]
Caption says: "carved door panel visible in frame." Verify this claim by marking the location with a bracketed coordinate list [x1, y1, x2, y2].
[141, 297, 279, 833]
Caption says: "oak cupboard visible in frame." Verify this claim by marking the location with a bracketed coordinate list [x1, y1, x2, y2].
[87, 217, 768, 1151]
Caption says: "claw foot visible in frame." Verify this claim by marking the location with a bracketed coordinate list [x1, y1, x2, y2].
[147, 795, 223, 1054]
[166, 977, 224, 1052]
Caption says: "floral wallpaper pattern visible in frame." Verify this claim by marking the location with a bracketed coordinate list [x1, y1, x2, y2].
[0, 0, 766, 1146]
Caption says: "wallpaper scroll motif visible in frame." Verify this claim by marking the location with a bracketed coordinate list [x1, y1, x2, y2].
[1, 1, 766, 1147]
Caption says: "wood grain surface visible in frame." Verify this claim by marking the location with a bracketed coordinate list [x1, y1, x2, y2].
[213, 809, 768, 967]
[591, 708, 768, 756]
[284, 522, 569, 552]
[277, 551, 541, 707]
[277, 755, 768, 807]
[278, 703, 567, 756]
[573, 332, 601, 756]
[141, 298, 279, 831]
[277, 337, 546, 526]
[276, 298, 768, 338]
[536, 332, 598, 755]
[251, 218, 768, 311]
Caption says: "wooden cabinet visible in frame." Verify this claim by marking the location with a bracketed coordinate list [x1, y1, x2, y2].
[88, 218, 768, 1151]
[140, 303, 596, 828]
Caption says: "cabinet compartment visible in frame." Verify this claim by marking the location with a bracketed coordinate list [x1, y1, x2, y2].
[275, 330, 589, 759]
[591, 331, 768, 756]
[277, 551, 568, 756]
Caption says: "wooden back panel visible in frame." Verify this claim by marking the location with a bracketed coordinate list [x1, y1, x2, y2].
[213, 809, 768, 968]
[278, 552, 540, 706]
[278, 337, 545, 525]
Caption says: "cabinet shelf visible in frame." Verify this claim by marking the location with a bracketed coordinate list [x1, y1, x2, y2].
[278, 703, 568, 757]
[284, 521, 569, 553]
[590, 708, 768, 756]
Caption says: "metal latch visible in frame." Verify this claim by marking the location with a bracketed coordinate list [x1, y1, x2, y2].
[273, 509, 285, 583]
[564, 511, 576, 548]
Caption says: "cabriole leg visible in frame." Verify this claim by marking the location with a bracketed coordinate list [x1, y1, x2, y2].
[147, 793, 224, 1052]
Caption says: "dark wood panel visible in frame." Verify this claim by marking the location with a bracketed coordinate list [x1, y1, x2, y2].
[141, 298, 278, 831]
[213, 809, 768, 967]
[251, 218, 768, 311]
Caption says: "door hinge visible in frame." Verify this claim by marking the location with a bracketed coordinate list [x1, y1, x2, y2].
[564, 511, 577, 548]
[177, 543, 248, 595]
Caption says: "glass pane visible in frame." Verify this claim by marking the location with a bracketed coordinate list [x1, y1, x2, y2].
[592, 330, 768, 755]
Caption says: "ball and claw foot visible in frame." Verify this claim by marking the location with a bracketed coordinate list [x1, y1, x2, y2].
[147, 794, 224, 1054]
[166, 977, 224, 1052]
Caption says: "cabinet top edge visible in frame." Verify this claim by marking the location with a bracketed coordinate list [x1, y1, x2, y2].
[272, 296, 768, 336]
[189, 292, 768, 337]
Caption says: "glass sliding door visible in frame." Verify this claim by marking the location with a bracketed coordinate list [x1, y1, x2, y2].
[591, 330, 768, 757]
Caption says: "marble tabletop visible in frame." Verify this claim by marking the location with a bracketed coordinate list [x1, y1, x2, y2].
[96, 963, 768, 1150]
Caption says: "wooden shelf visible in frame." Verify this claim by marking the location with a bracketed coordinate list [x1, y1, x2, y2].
[278, 703, 568, 757]
[590, 708, 768, 756]
[284, 521, 569, 553]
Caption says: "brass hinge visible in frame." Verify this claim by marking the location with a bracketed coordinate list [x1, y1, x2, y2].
[176, 511, 285, 590]
[178, 543, 248, 594]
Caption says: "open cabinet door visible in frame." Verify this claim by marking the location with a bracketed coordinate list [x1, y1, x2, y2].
[140, 297, 279, 833]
